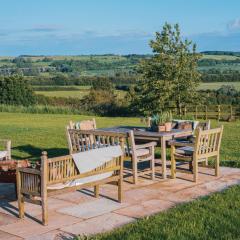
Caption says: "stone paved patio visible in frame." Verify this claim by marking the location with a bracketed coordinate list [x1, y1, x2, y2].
[0, 164, 240, 240]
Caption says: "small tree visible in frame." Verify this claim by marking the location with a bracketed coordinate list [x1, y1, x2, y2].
[0, 75, 36, 106]
[136, 23, 201, 115]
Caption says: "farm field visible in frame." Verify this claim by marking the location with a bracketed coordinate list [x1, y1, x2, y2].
[0, 112, 239, 167]
[34, 82, 240, 99]
[199, 82, 240, 90]
[35, 88, 127, 99]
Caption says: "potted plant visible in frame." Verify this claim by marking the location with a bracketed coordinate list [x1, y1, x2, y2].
[150, 114, 166, 132]
[150, 111, 173, 132]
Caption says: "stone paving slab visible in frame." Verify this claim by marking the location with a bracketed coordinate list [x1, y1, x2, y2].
[52, 189, 98, 204]
[57, 198, 129, 219]
[0, 230, 23, 240]
[114, 199, 175, 218]
[0, 212, 82, 239]
[0, 197, 76, 218]
[60, 212, 134, 236]
[25, 230, 75, 240]
[0, 212, 19, 226]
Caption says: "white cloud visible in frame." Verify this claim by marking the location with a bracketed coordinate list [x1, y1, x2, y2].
[227, 18, 240, 31]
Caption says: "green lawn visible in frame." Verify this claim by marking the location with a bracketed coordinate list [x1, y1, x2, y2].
[0, 113, 239, 167]
[82, 185, 240, 240]
[0, 112, 239, 240]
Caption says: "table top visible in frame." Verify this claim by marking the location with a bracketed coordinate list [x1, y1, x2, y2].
[99, 126, 193, 138]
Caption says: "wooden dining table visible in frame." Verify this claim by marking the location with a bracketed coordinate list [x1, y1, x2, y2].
[99, 126, 193, 179]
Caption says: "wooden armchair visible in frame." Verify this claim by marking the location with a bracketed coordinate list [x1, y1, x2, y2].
[127, 131, 157, 184]
[170, 126, 223, 182]
[0, 139, 11, 161]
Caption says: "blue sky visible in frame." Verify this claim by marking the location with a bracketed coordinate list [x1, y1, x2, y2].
[0, 0, 240, 55]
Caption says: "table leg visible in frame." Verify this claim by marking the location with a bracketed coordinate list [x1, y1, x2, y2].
[161, 137, 167, 179]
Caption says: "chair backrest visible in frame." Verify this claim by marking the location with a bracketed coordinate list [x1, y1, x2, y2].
[194, 126, 223, 158]
[68, 118, 97, 130]
[67, 129, 127, 154]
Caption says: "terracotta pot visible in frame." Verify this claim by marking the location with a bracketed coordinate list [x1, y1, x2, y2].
[158, 125, 166, 132]
[165, 122, 172, 132]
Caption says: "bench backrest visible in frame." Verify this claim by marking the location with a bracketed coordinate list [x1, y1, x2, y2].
[67, 129, 127, 154]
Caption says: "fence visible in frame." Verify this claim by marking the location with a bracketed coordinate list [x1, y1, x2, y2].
[171, 105, 240, 121]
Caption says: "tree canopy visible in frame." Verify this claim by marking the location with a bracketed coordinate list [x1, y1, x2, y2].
[135, 23, 201, 115]
[0, 75, 36, 106]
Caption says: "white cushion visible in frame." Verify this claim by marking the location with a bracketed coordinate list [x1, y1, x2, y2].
[0, 151, 8, 160]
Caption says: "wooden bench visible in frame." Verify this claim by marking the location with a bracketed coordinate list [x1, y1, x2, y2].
[67, 129, 157, 184]
[16, 131, 125, 226]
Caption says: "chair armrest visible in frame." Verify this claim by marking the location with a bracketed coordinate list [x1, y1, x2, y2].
[135, 141, 157, 149]
[168, 140, 194, 147]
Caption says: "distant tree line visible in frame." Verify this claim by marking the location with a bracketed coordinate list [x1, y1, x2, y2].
[201, 51, 240, 57]
[201, 69, 240, 82]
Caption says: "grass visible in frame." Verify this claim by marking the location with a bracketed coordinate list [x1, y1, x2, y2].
[80, 185, 240, 240]
[0, 112, 239, 167]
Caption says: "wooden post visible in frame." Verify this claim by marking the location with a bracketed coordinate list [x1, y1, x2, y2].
[184, 106, 187, 117]
[218, 105, 221, 121]
[16, 169, 24, 219]
[171, 145, 176, 179]
[230, 105, 233, 120]
[161, 136, 167, 179]
[94, 185, 100, 198]
[6, 140, 11, 160]
[147, 117, 151, 128]
[118, 137, 124, 202]
[41, 151, 48, 226]
[205, 106, 208, 120]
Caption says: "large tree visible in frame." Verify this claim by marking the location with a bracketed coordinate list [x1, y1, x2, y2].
[136, 23, 201, 115]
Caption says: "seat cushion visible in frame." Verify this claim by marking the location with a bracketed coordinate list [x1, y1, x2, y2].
[175, 146, 194, 156]
[0, 151, 8, 160]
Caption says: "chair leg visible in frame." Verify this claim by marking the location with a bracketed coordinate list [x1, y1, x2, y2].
[215, 155, 220, 177]
[171, 152, 176, 179]
[132, 158, 138, 184]
[151, 157, 155, 180]
[193, 159, 198, 183]
[94, 185, 100, 198]
[41, 198, 48, 226]
[18, 194, 25, 219]
[118, 179, 123, 203]
[16, 171, 24, 219]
